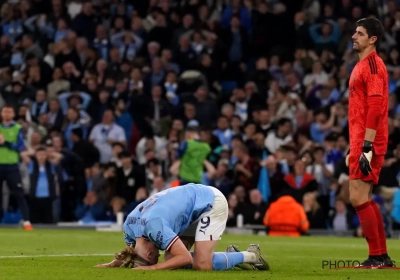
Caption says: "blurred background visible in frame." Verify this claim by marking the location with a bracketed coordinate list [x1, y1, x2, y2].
[0, 0, 400, 238]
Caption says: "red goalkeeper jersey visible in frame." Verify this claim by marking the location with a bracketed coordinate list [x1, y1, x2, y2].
[348, 51, 388, 155]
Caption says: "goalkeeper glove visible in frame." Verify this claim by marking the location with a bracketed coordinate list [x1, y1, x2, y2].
[359, 141, 373, 176]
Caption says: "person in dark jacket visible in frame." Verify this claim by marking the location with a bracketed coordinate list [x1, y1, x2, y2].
[247, 189, 269, 225]
[302, 192, 326, 229]
[45, 134, 87, 221]
[110, 151, 146, 214]
[71, 127, 100, 168]
[25, 146, 62, 223]
[0, 81, 36, 113]
[71, 2, 100, 42]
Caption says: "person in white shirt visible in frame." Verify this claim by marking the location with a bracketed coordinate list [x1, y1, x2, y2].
[89, 110, 126, 163]
[135, 135, 167, 165]
[302, 61, 329, 87]
[264, 118, 293, 154]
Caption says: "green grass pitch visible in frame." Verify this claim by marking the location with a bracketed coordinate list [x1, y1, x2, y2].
[0, 229, 399, 280]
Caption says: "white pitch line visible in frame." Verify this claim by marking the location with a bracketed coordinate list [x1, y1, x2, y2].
[0, 253, 113, 259]
[0, 232, 387, 249]
[228, 240, 363, 248]
[0, 253, 344, 260]
[0, 242, 371, 260]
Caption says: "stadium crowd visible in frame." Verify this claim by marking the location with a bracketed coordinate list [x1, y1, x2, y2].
[1, 0, 400, 236]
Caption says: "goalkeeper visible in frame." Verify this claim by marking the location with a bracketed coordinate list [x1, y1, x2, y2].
[345, 17, 393, 268]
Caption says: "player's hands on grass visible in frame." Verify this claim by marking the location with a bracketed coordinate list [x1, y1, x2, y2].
[132, 266, 156, 270]
[359, 141, 373, 175]
[94, 259, 123, 268]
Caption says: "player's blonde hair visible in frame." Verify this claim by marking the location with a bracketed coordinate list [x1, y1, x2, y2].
[114, 244, 151, 268]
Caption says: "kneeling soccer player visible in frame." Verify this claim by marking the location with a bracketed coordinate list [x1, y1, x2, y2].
[95, 183, 269, 270]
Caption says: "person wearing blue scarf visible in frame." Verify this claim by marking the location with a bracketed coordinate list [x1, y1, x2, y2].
[92, 25, 111, 60]
[23, 89, 48, 121]
[93, 38, 110, 60]
[29, 100, 48, 121]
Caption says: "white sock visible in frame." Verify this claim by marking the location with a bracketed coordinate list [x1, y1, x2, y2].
[242, 252, 258, 263]
[23, 221, 31, 226]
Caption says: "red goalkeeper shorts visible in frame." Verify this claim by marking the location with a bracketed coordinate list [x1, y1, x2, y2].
[348, 151, 384, 185]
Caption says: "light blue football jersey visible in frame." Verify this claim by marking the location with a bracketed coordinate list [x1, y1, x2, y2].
[123, 183, 215, 250]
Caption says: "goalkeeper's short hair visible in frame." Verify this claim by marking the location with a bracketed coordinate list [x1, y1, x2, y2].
[114, 245, 151, 268]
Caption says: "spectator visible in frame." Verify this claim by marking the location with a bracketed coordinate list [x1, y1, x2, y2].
[24, 146, 60, 224]
[248, 189, 269, 225]
[264, 117, 293, 154]
[309, 106, 337, 144]
[77, 163, 115, 222]
[302, 192, 326, 229]
[233, 185, 247, 205]
[227, 193, 239, 227]
[89, 109, 126, 163]
[45, 134, 87, 221]
[71, 127, 100, 168]
[283, 159, 318, 203]
[233, 143, 260, 190]
[46, 98, 64, 131]
[145, 158, 166, 189]
[213, 116, 234, 147]
[256, 109, 273, 138]
[328, 198, 355, 232]
[111, 151, 146, 214]
[206, 159, 232, 198]
[91, 163, 115, 199]
[261, 155, 285, 203]
[303, 61, 329, 87]
[193, 87, 218, 126]
[306, 146, 334, 202]
[309, 20, 340, 53]
[263, 190, 310, 237]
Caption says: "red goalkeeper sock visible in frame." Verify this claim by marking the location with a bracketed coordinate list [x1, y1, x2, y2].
[354, 201, 381, 257]
[370, 200, 387, 255]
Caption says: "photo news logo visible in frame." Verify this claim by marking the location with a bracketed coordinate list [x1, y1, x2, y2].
[322, 260, 361, 269]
